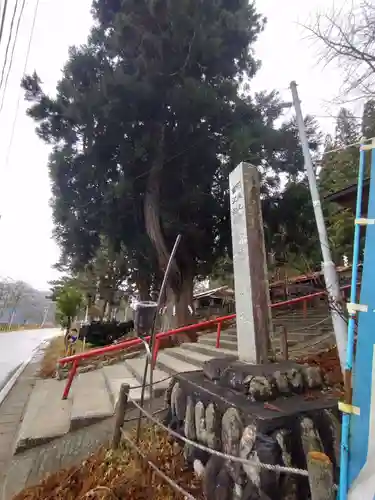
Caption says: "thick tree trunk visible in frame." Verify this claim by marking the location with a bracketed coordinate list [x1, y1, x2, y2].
[101, 300, 108, 320]
[144, 123, 196, 343]
[136, 275, 150, 301]
[64, 316, 72, 352]
[144, 123, 180, 285]
[86, 294, 93, 322]
[160, 272, 196, 344]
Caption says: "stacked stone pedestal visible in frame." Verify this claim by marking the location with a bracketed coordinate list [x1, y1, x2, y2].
[165, 359, 340, 500]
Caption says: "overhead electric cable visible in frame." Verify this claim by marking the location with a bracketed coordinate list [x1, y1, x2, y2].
[0, 0, 27, 113]
[0, 0, 9, 45]
[0, 0, 20, 91]
[3, 0, 40, 171]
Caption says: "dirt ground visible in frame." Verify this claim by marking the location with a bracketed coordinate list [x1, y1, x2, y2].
[12, 428, 203, 500]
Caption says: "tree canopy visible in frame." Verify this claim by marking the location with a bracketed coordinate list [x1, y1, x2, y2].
[55, 284, 83, 330]
[24, 0, 325, 325]
[318, 105, 374, 262]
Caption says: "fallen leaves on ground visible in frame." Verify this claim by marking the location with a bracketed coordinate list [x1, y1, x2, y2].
[298, 346, 343, 388]
[38, 336, 93, 378]
[13, 427, 204, 500]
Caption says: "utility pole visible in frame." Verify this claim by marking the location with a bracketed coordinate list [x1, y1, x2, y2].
[41, 305, 49, 328]
[290, 81, 347, 372]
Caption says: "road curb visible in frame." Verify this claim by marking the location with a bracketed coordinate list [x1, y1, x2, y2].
[0, 338, 52, 408]
[0, 357, 32, 408]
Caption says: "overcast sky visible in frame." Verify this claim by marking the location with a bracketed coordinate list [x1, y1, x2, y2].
[0, 0, 358, 290]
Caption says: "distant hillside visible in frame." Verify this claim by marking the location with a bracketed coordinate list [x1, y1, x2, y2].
[0, 281, 56, 325]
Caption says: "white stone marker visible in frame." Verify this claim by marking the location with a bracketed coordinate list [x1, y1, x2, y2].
[229, 162, 272, 364]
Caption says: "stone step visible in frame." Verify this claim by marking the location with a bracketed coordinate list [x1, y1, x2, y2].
[180, 342, 237, 358]
[288, 332, 335, 356]
[202, 328, 331, 344]
[15, 379, 72, 453]
[201, 328, 328, 343]
[102, 364, 151, 405]
[70, 370, 114, 431]
[163, 346, 218, 368]
[155, 350, 202, 376]
[198, 336, 238, 351]
[199, 333, 235, 343]
[198, 337, 299, 352]
[273, 310, 328, 316]
[272, 334, 320, 345]
[220, 328, 237, 335]
[273, 315, 330, 323]
[124, 357, 172, 396]
[198, 331, 237, 340]
[273, 322, 331, 331]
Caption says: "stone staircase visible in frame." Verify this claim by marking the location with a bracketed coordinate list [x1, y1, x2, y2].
[15, 308, 335, 453]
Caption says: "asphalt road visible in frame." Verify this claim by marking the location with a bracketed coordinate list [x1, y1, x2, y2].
[0, 327, 61, 392]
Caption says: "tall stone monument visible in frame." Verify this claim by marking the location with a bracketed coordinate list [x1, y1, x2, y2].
[229, 162, 272, 364]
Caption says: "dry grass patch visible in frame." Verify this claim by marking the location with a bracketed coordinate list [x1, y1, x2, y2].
[38, 336, 66, 378]
[0, 324, 48, 333]
[38, 336, 143, 379]
[13, 427, 204, 500]
[38, 336, 92, 378]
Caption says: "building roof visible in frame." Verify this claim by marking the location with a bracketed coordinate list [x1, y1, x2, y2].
[324, 178, 370, 213]
[269, 264, 357, 289]
[193, 286, 235, 300]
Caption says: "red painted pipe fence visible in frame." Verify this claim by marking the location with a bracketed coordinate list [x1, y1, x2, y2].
[59, 283, 355, 399]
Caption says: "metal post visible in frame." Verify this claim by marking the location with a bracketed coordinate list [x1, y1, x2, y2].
[8, 309, 15, 330]
[136, 234, 182, 443]
[279, 325, 288, 360]
[41, 305, 49, 328]
[112, 383, 129, 449]
[216, 321, 222, 349]
[290, 81, 347, 372]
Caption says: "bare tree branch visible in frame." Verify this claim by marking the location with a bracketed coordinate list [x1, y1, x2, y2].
[304, 1, 375, 100]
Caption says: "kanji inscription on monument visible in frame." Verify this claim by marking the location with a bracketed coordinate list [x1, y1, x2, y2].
[229, 162, 272, 363]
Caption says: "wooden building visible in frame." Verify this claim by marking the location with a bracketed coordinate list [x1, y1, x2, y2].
[324, 178, 370, 215]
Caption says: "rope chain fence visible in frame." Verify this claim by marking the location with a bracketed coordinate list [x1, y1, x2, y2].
[112, 303, 342, 496]
[126, 397, 309, 476]
[118, 396, 339, 498]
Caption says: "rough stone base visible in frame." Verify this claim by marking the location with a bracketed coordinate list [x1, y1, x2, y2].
[166, 359, 340, 500]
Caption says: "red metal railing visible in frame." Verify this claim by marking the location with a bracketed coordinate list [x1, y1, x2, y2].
[215, 284, 354, 349]
[59, 283, 355, 399]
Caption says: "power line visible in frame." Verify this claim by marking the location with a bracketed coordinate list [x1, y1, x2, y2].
[2, 0, 40, 171]
[322, 137, 373, 156]
[0, 0, 20, 92]
[0, 0, 9, 46]
[0, 0, 27, 114]
[313, 114, 363, 120]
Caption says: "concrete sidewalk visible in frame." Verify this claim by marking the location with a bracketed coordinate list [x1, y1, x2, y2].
[0, 357, 40, 495]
